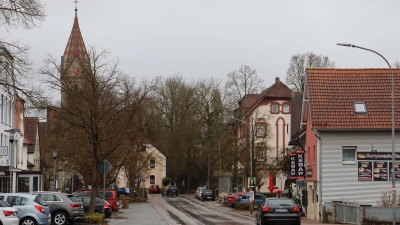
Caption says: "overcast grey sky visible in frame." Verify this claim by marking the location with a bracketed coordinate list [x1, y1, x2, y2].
[4, 0, 400, 89]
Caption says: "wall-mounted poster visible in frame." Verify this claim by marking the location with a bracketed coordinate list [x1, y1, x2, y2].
[373, 161, 388, 181]
[389, 162, 400, 181]
[358, 161, 372, 181]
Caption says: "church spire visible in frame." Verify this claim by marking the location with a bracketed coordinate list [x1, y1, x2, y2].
[62, 3, 88, 71]
[74, 0, 78, 16]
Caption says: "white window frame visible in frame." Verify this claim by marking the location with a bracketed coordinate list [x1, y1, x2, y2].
[342, 146, 357, 165]
[272, 104, 279, 113]
[256, 124, 266, 137]
[354, 102, 367, 113]
[283, 104, 290, 113]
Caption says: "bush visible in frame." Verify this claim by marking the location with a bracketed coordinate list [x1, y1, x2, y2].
[84, 213, 104, 224]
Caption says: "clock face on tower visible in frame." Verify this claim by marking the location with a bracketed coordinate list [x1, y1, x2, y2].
[73, 68, 79, 75]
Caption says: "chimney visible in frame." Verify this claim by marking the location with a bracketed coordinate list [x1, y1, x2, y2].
[275, 77, 280, 83]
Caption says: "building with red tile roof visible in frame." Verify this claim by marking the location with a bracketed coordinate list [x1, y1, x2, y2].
[291, 68, 400, 221]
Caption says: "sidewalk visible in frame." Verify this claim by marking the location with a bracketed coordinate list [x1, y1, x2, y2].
[180, 193, 324, 225]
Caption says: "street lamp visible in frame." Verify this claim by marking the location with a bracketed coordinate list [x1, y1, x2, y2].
[63, 158, 68, 192]
[52, 150, 58, 191]
[227, 117, 254, 178]
[337, 43, 396, 225]
[8, 129, 14, 193]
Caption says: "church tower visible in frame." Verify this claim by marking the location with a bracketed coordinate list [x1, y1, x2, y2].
[60, 5, 89, 106]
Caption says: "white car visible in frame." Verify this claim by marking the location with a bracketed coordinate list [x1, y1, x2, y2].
[0, 199, 18, 225]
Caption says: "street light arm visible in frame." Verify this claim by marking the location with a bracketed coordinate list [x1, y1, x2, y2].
[336, 43, 393, 71]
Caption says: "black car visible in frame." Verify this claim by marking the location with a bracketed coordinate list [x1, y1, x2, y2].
[69, 196, 112, 218]
[255, 197, 300, 225]
[162, 185, 179, 197]
[200, 190, 215, 201]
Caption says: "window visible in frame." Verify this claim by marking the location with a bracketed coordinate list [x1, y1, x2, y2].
[283, 104, 290, 113]
[6, 196, 28, 206]
[343, 146, 356, 163]
[354, 102, 367, 113]
[256, 123, 266, 137]
[150, 159, 155, 168]
[257, 147, 265, 161]
[272, 104, 279, 113]
[150, 175, 155, 184]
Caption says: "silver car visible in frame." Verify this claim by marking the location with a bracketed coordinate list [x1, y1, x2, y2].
[0, 193, 51, 225]
[33, 191, 84, 225]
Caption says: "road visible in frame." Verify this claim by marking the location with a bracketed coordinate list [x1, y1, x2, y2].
[107, 194, 254, 225]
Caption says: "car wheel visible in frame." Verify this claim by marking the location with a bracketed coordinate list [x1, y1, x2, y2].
[20, 217, 37, 225]
[52, 211, 68, 225]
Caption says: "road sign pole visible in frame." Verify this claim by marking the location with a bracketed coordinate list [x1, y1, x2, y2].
[103, 160, 105, 216]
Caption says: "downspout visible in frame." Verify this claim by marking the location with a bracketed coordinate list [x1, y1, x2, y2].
[314, 130, 322, 222]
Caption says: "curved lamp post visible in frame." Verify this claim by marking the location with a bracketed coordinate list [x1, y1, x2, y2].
[337, 43, 396, 225]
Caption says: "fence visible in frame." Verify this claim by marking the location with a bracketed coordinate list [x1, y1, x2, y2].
[336, 203, 360, 225]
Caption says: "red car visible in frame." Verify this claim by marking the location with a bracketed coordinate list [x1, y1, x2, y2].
[149, 185, 161, 194]
[224, 192, 246, 208]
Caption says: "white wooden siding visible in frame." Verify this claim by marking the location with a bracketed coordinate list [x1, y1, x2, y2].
[319, 131, 400, 205]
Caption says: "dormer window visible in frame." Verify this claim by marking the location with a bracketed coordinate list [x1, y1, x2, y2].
[354, 102, 367, 113]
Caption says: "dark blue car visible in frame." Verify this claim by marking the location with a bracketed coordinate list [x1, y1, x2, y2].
[117, 187, 130, 196]
[235, 193, 266, 205]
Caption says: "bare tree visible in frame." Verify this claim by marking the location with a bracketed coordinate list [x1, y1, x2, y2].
[224, 65, 265, 111]
[285, 52, 336, 92]
[393, 60, 400, 68]
[40, 47, 156, 213]
[0, 0, 46, 105]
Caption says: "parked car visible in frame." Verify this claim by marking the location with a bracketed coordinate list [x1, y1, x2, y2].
[117, 187, 130, 196]
[224, 191, 246, 208]
[74, 189, 119, 211]
[200, 190, 215, 201]
[162, 185, 179, 196]
[33, 191, 84, 225]
[69, 196, 112, 218]
[255, 197, 300, 225]
[195, 186, 207, 199]
[0, 199, 18, 225]
[149, 185, 161, 194]
[0, 193, 51, 225]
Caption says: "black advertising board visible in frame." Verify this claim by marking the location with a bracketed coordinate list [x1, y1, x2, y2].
[358, 161, 372, 181]
[289, 150, 305, 180]
[389, 162, 400, 181]
[297, 150, 305, 179]
[373, 161, 388, 181]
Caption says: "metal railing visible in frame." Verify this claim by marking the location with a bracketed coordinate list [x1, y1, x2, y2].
[337, 203, 360, 225]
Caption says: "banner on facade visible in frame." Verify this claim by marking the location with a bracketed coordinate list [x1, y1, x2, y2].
[289, 150, 305, 180]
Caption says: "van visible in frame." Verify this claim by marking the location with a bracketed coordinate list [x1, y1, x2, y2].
[74, 189, 119, 211]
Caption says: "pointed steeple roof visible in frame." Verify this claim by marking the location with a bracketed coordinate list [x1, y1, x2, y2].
[62, 11, 89, 70]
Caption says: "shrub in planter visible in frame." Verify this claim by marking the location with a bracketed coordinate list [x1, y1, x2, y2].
[84, 213, 104, 224]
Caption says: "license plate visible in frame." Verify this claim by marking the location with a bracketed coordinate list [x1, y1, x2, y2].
[275, 209, 288, 212]
[207, 197, 211, 198]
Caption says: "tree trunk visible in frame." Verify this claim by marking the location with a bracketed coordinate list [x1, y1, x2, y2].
[88, 160, 99, 213]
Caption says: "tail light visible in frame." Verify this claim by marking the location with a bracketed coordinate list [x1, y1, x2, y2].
[104, 204, 110, 208]
[34, 205, 45, 214]
[70, 203, 81, 208]
[3, 210, 15, 216]
[262, 206, 270, 212]
[293, 206, 299, 212]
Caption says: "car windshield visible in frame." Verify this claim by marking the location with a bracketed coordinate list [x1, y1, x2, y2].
[204, 190, 212, 194]
[267, 199, 295, 206]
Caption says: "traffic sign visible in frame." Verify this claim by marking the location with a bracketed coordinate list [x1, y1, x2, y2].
[0, 146, 7, 156]
[99, 160, 112, 175]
